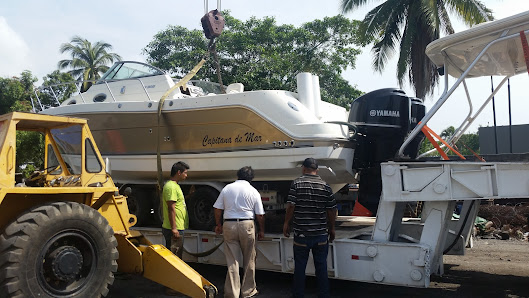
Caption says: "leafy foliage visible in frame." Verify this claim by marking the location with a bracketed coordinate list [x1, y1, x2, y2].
[16, 131, 45, 174]
[418, 126, 480, 157]
[0, 71, 44, 172]
[0, 71, 37, 114]
[143, 13, 365, 107]
[340, 0, 493, 98]
[58, 36, 122, 92]
[36, 70, 77, 108]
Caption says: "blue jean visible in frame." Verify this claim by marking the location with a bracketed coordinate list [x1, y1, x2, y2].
[162, 228, 185, 259]
[293, 235, 329, 298]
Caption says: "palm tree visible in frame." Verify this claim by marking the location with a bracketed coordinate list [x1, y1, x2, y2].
[58, 36, 122, 92]
[340, 0, 493, 98]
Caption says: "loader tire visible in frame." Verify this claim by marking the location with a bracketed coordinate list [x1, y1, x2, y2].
[0, 202, 118, 298]
[188, 188, 218, 231]
[126, 189, 152, 226]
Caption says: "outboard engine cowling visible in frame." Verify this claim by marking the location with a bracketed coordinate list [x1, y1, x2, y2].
[348, 88, 425, 214]
[404, 97, 426, 159]
[349, 88, 410, 170]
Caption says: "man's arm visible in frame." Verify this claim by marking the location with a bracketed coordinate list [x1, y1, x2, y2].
[214, 208, 223, 235]
[326, 208, 337, 242]
[256, 214, 265, 240]
[166, 201, 180, 238]
[283, 203, 295, 237]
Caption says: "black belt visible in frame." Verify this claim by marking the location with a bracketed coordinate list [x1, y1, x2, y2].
[224, 218, 253, 221]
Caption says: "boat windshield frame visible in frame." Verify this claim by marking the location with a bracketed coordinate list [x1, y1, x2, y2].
[99, 61, 166, 82]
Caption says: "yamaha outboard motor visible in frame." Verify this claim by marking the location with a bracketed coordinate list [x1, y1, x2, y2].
[348, 88, 425, 214]
[405, 97, 426, 159]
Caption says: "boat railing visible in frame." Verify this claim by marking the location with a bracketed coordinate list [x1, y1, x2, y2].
[398, 27, 527, 158]
[33, 77, 154, 112]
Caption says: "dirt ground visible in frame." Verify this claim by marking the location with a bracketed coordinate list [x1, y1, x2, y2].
[108, 237, 529, 298]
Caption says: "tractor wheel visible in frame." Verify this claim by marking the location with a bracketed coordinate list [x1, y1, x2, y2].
[153, 194, 163, 227]
[126, 189, 152, 226]
[188, 188, 218, 231]
[0, 202, 118, 298]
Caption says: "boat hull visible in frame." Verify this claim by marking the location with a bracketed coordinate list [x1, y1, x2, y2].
[42, 89, 356, 188]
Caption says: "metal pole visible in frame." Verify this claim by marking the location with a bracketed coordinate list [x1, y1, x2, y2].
[204, 0, 208, 14]
[508, 78, 513, 153]
[491, 76, 498, 154]
[217, 0, 221, 11]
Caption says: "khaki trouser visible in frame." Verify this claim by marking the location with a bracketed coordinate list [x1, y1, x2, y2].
[223, 220, 258, 298]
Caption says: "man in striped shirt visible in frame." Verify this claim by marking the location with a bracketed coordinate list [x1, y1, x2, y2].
[283, 158, 336, 298]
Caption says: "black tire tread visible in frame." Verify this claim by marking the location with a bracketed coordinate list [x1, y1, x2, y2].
[188, 187, 219, 230]
[0, 201, 118, 298]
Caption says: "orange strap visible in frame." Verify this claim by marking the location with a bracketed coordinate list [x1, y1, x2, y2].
[422, 126, 449, 160]
[461, 142, 486, 162]
[420, 123, 466, 160]
[520, 31, 529, 76]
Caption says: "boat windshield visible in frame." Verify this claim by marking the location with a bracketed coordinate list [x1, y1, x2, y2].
[189, 80, 225, 94]
[100, 61, 165, 81]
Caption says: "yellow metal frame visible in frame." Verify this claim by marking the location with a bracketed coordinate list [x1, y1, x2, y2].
[0, 112, 217, 297]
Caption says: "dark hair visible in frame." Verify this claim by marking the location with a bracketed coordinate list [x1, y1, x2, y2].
[237, 166, 254, 182]
[302, 157, 318, 170]
[171, 161, 189, 177]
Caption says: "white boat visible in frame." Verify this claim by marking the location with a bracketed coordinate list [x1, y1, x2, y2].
[37, 58, 425, 227]
[38, 61, 357, 191]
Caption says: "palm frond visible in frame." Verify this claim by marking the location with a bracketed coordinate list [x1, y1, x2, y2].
[58, 35, 120, 83]
[341, 0, 380, 13]
[362, 0, 408, 72]
[444, 0, 494, 25]
[436, 4, 454, 35]
[348, 0, 493, 98]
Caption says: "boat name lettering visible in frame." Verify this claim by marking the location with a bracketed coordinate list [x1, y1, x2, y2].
[145, 85, 155, 89]
[202, 132, 263, 146]
[370, 110, 400, 117]
[203, 135, 232, 147]
[244, 132, 262, 142]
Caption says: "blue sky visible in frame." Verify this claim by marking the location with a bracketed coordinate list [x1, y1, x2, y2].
[1, 0, 529, 133]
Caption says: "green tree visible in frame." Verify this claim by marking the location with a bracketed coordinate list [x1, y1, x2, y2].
[418, 126, 480, 157]
[340, 0, 493, 98]
[456, 131, 480, 156]
[58, 36, 122, 92]
[36, 71, 77, 108]
[0, 71, 44, 173]
[0, 71, 37, 114]
[16, 130, 45, 174]
[143, 13, 365, 108]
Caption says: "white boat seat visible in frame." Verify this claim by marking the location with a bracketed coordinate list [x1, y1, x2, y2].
[226, 83, 244, 93]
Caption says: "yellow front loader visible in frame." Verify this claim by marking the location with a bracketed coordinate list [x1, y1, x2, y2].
[0, 112, 216, 297]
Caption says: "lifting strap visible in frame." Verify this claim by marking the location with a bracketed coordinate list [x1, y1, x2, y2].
[459, 141, 486, 162]
[183, 238, 224, 257]
[155, 37, 224, 228]
[155, 58, 208, 196]
[519, 31, 529, 76]
[420, 123, 466, 160]
[155, 11, 225, 233]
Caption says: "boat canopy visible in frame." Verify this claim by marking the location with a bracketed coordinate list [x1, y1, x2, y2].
[399, 10, 529, 157]
[426, 10, 529, 78]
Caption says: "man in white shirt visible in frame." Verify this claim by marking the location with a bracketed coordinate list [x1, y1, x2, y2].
[214, 166, 265, 298]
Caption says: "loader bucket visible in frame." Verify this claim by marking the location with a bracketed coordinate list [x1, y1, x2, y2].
[115, 234, 217, 297]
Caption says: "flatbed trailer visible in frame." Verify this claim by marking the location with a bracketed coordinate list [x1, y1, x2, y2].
[136, 161, 528, 288]
[134, 10, 529, 288]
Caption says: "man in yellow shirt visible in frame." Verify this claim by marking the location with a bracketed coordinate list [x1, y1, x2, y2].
[162, 161, 189, 259]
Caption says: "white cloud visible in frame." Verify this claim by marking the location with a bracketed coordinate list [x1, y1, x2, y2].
[0, 16, 31, 77]
[490, 0, 529, 19]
